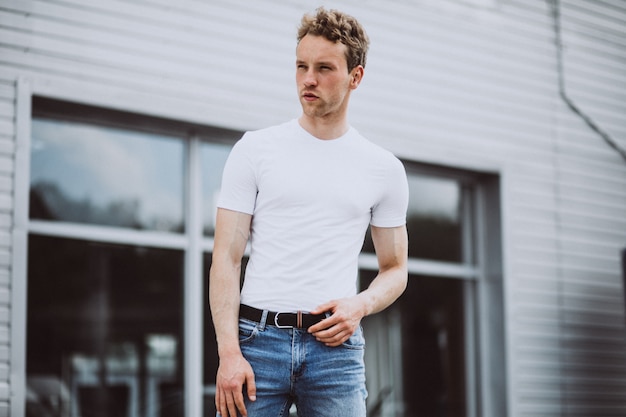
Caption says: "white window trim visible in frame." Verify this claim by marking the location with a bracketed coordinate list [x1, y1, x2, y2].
[11, 77, 32, 417]
[184, 135, 204, 417]
[360, 252, 480, 280]
[13, 91, 210, 417]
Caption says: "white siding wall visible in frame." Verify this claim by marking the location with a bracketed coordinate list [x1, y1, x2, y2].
[0, 74, 15, 416]
[549, 1, 626, 415]
[0, 0, 625, 416]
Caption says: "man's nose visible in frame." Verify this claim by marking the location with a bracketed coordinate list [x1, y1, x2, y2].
[303, 70, 317, 86]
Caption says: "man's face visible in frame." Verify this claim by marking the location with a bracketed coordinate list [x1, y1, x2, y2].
[296, 35, 361, 121]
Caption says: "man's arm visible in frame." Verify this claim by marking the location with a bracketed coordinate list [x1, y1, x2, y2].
[209, 208, 255, 417]
[308, 224, 408, 346]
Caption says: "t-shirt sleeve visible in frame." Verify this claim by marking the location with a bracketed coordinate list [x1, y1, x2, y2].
[216, 133, 258, 215]
[370, 156, 409, 228]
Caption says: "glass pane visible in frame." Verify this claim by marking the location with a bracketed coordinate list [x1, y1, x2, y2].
[30, 118, 184, 232]
[406, 175, 462, 262]
[362, 272, 470, 417]
[27, 235, 185, 417]
[363, 173, 463, 262]
[200, 142, 232, 236]
[398, 275, 468, 417]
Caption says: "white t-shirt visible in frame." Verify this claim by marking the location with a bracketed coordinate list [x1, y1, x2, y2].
[217, 119, 408, 312]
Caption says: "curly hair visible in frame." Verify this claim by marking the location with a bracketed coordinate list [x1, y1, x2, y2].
[297, 7, 370, 72]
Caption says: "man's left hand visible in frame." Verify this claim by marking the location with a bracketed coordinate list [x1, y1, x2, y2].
[307, 297, 365, 347]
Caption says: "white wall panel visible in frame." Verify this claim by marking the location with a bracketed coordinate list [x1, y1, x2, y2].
[0, 75, 14, 413]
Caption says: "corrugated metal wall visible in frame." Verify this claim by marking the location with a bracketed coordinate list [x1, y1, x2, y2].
[549, 1, 626, 415]
[0, 74, 14, 417]
[0, 0, 625, 415]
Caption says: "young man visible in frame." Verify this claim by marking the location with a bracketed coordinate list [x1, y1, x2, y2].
[210, 7, 409, 417]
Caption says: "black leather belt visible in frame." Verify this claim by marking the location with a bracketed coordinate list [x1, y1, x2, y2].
[239, 304, 327, 329]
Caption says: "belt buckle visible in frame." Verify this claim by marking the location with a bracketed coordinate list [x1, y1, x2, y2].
[274, 312, 293, 329]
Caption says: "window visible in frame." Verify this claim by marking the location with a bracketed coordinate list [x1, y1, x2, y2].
[30, 118, 185, 231]
[24, 98, 504, 417]
[363, 173, 464, 262]
[361, 165, 505, 417]
[25, 98, 240, 417]
[200, 142, 232, 236]
[27, 235, 184, 417]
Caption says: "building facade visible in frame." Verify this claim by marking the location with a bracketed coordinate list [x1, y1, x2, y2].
[1, 0, 625, 416]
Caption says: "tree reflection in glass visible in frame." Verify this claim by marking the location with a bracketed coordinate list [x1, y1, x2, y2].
[30, 118, 184, 232]
[405, 174, 462, 262]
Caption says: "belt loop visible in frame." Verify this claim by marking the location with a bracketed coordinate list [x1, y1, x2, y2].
[297, 311, 303, 328]
[259, 309, 269, 330]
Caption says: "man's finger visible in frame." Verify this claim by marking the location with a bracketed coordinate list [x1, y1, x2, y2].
[308, 314, 340, 333]
[309, 299, 336, 314]
[234, 394, 247, 417]
[246, 373, 257, 402]
[215, 386, 221, 412]
[226, 392, 239, 417]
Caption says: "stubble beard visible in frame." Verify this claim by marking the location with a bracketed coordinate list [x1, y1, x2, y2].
[301, 96, 344, 121]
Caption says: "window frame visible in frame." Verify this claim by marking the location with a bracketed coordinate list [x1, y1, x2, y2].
[358, 162, 505, 417]
[13, 91, 506, 417]
[15, 94, 241, 417]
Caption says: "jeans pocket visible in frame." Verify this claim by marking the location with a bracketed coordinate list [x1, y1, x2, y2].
[238, 318, 259, 344]
[341, 326, 365, 350]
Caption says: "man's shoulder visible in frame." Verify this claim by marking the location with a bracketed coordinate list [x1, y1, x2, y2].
[232, 120, 295, 155]
[244, 119, 296, 140]
[350, 131, 401, 165]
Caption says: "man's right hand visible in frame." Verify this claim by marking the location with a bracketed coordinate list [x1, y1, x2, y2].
[215, 353, 257, 417]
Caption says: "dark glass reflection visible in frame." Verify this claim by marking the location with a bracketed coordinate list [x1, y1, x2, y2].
[363, 174, 462, 262]
[203, 253, 248, 416]
[201, 142, 232, 236]
[398, 275, 468, 417]
[362, 272, 469, 417]
[30, 118, 184, 232]
[203, 253, 218, 417]
[27, 235, 184, 417]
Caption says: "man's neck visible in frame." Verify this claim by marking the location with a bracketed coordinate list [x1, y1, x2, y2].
[298, 115, 349, 140]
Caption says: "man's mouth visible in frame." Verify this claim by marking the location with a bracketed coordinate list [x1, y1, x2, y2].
[303, 92, 318, 101]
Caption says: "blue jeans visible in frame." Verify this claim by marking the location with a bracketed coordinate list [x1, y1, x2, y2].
[234, 315, 368, 417]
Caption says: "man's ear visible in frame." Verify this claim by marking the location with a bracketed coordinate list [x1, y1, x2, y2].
[350, 65, 364, 89]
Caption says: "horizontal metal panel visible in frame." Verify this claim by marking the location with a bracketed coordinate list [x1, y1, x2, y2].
[0, 137, 11, 157]
[562, 281, 626, 303]
[0, 120, 13, 138]
[0, 84, 14, 101]
[0, 307, 7, 327]
[0, 250, 9, 268]
[0, 271, 8, 287]
[564, 1, 626, 38]
[0, 177, 11, 195]
[558, 266, 622, 286]
[0, 216, 10, 231]
[0, 155, 13, 176]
